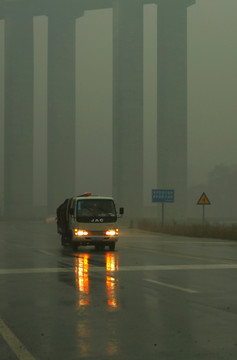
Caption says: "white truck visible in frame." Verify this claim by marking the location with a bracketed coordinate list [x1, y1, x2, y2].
[56, 193, 124, 251]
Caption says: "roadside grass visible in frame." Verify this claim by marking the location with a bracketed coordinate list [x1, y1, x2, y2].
[136, 219, 237, 241]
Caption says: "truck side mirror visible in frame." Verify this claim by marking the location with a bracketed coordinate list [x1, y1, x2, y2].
[69, 208, 74, 215]
[119, 207, 124, 215]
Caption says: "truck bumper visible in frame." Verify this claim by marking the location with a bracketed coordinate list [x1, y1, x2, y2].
[72, 236, 118, 246]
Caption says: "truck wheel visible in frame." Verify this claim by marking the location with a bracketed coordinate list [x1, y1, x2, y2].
[109, 243, 115, 251]
[61, 236, 67, 246]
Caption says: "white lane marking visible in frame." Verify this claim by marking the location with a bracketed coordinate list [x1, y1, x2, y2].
[120, 245, 237, 263]
[90, 263, 237, 272]
[0, 318, 35, 360]
[144, 278, 198, 294]
[38, 250, 53, 256]
[1, 263, 237, 275]
[0, 268, 71, 275]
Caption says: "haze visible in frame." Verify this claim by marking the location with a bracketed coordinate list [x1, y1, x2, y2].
[0, 0, 236, 218]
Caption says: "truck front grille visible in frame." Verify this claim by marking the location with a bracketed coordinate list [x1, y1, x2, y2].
[89, 230, 105, 236]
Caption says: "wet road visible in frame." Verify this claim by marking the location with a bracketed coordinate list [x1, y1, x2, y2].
[1, 220, 237, 360]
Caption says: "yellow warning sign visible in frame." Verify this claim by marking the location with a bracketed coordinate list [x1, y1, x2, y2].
[197, 192, 211, 205]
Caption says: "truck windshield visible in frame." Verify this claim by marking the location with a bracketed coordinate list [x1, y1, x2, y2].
[76, 199, 117, 223]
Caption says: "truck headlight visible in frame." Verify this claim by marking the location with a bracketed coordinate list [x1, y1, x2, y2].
[106, 229, 119, 236]
[74, 229, 89, 236]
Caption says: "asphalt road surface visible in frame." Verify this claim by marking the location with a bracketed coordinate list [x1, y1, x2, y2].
[1, 220, 237, 360]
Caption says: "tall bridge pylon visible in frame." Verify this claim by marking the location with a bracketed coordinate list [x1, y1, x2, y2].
[0, 0, 195, 219]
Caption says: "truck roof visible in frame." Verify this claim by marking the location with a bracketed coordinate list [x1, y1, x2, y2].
[75, 195, 114, 201]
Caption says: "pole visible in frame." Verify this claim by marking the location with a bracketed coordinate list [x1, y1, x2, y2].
[162, 202, 164, 227]
[202, 205, 205, 226]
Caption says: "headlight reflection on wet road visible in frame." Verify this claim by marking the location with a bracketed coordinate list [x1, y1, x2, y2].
[74, 252, 120, 357]
[106, 252, 120, 309]
[74, 252, 120, 310]
[74, 254, 90, 306]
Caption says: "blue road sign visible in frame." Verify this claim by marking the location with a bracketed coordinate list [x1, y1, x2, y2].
[152, 189, 174, 203]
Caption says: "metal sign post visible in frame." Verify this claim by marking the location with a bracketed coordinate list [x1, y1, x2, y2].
[197, 192, 211, 225]
[161, 202, 165, 227]
[202, 204, 205, 226]
[152, 189, 174, 226]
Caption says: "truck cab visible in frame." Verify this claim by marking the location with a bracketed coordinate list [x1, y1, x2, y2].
[57, 193, 124, 251]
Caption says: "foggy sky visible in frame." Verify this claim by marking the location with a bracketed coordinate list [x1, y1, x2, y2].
[187, 0, 237, 186]
[0, 0, 237, 210]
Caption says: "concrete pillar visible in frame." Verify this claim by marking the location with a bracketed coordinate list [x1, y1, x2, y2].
[113, 0, 144, 220]
[4, 9, 34, 218]
[47, 10, 77, 214]
[157, 0, 195, 219]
